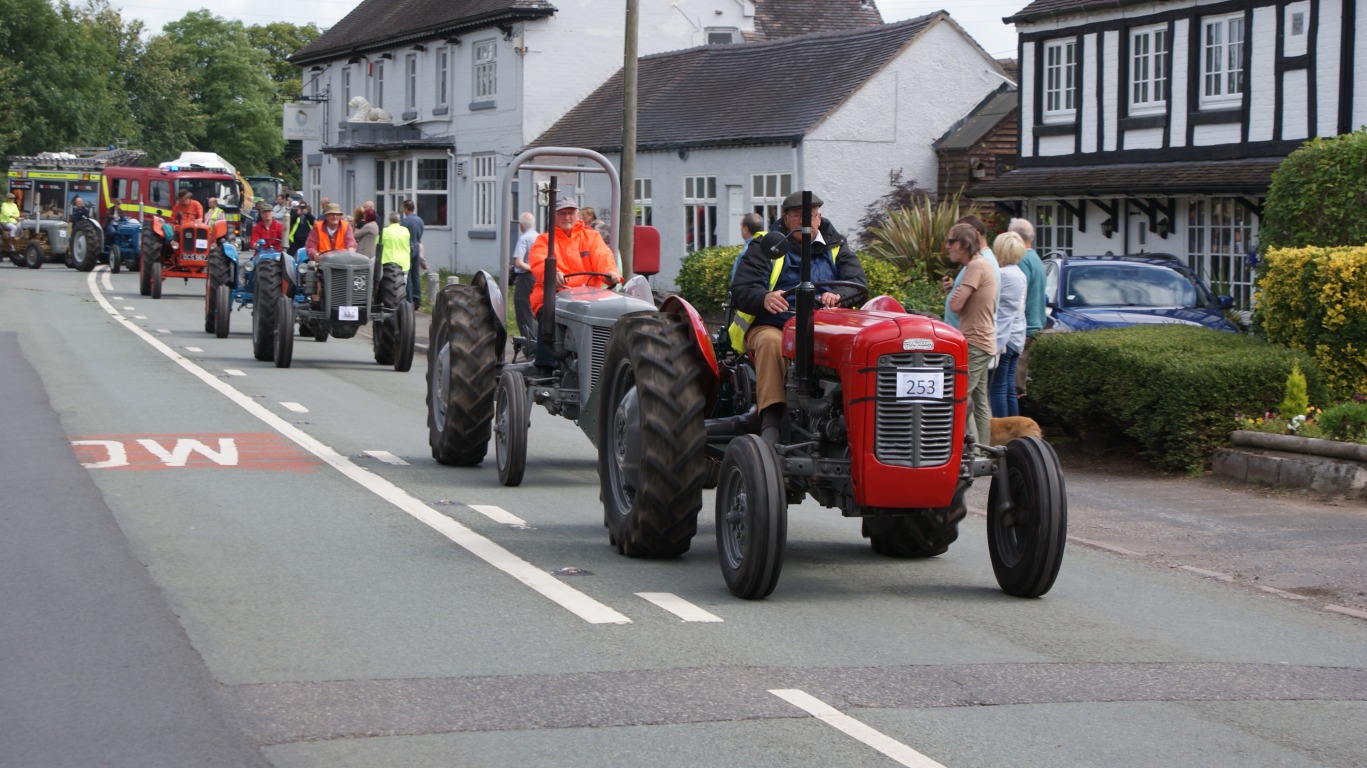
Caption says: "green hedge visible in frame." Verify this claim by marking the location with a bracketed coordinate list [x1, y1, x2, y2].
[1028, 325, 1324, 472]
[675, 244, 941, 316]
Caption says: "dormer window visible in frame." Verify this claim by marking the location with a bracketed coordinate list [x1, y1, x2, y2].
[1042, 39, 1076, 123]
[1130, 24, 1169, 115]
[706, 27, 740, 45]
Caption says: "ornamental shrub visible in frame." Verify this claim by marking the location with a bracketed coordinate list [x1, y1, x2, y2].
[1260, 129, 1367, 250]
[1253, 246, 1367, 399]
[1319, 401, 1367, 443]
[1028, 324, 1324, 472]
[1277, 363, 1309, 418]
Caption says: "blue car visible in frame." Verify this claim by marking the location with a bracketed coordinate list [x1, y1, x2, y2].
[1042, 253, 1240, 333]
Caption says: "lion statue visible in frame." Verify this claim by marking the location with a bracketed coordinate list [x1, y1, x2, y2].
[347, 96, 393, 123]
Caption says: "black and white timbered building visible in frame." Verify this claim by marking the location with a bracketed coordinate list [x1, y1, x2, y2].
[969, 0, 1367, 309]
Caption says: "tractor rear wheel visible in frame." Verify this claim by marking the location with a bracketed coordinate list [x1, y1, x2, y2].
[862, 485, 968, 559]
[598, 312, 708, 558]
[495, 368, 529, 487]
[274, 296, 295, 368]
[71, 220, 101, 272]
[252, 258, 282, 361]
[427, 283, 499, 465]
[24, 243, 43, 270]
[988, 435, 1067, 597]
[213, 285, 231, 338]
[150, 261, 162, 299]
[373, 262, 405, 365]
[139, 238, 160, 295]
[109, 244, 122, 274]
[394, 299, 415, 372]
[715, 434, 787, 599]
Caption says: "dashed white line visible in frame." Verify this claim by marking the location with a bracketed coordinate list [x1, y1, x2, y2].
[86, 270, 631, 626]
[636, 592, 723, 622]
[224, 369, 246, 377]
[364, 450, 409, 465]
[156, 328, 170, 334]
[134, 315, 148, 320]
[468, 504, 529, 526]
[185, 346, 203, 353]
[1325, 605, 1367, 620]
[123, 306, 136, 310]
[280, 402, 309, 413]
[769, 689, 947, 768]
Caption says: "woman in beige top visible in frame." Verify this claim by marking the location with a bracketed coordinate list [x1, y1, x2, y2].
[353, 206, 380, 258]
[945, 221, 999, 450]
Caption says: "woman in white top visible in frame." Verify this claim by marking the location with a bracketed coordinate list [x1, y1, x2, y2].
[990, 231, 1028, 417]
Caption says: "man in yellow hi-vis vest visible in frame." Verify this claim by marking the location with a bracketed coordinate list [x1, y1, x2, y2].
[728, 191, 866, 444]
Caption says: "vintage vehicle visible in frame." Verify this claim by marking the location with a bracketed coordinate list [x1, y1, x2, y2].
[139, 214, 225, 298]
[424, 148, 662, 486]
[4, 149, 120, 268]
[250, 246, 414, 370]
[99, 210, 142, 274]
[100, 152, 244, 238]
[592, 193, 1069, 600]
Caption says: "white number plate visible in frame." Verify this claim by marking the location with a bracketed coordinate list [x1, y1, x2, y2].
[194, 238, 209, 250]
[895, 368, 944, 400]
[338, 306, 359, 321]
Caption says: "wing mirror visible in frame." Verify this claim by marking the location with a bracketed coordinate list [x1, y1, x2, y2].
[758, 230, 789, 260]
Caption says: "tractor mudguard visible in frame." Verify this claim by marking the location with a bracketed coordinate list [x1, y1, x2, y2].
[222, 242, 239, 265]
[659, 294, 721, 411]
[469, 270, 508, 347]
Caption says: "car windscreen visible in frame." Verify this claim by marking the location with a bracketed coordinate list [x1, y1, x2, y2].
[1062, 263, 1201, 308]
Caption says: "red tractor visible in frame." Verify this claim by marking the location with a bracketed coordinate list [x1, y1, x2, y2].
[139, 214, 228, 299]
[596, 193, 1067, 599]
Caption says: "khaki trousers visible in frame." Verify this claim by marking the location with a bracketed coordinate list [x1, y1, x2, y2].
[967, 345, 994, 449]
[745, 324, 788, 412]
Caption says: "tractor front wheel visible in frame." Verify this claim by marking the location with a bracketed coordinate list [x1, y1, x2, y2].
[71, 220, 101, 272]
[214, 285, 231, 338]
[495, 368, 529, 487]
[598, 312, 708, 558]
[109, 244, 122, 274]
[23, 243, 43, 270]
[988, 435, 1067, 598]
[427, 283, 499, 465]
[274, 296, 295, 368]
[715, 434, 787, 599]
[252, 258, 283, 361]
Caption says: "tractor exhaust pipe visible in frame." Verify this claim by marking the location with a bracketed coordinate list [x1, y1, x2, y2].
[794, 191, 816, 396]
[540, 176, 558, 356]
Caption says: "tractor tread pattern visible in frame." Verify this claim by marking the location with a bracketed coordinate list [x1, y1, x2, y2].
[253, 258, 282, 361]
[427, 283, 498, 465]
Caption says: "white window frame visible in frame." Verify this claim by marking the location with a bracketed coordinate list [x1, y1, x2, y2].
[435, 45, 450, 108]
[474, 40, 497, 102]
[1187, 197, 1256, 310]
[414, 157, 449, 227]
[404, 53, 418, 112]
[341, 66, 352, 109]
[1130, 24, 1169, 115]
[1033, 202, 1075, 258]
[633, 178, 653, 226]
[382, 158, 413, 225]
[1200, 14, 1244, 108]
[308, 165, 321, 212]
[374, 59, 385, 110]
[750, 173, 792, 225]
[472, 153, 496, 229]
[1042, 39, 1077, 122]
[683, 176, 717, 253]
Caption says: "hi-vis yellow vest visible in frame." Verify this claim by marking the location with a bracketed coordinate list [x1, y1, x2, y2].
[726, 231, 840, 354]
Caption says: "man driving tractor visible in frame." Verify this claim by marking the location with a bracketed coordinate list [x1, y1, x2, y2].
[527, 195, 621, 370]
[172, 189, 203, 224]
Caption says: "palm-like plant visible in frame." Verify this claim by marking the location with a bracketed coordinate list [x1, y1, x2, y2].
[863, 190, 964, 282]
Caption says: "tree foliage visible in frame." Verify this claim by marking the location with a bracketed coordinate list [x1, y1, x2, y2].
[1260, 129, 1367, 250]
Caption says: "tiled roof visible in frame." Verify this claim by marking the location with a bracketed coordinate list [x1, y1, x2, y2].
[753, 0, 883, 40]
[966, 158, 1284, 198]
[290, 0, 555, 64]
[1004, 0, 1161, 25]
[531, 13, 941, 152]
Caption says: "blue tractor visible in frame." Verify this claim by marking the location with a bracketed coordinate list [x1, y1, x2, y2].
[101, 211, 141, 274]
[205, 237, 261, 337]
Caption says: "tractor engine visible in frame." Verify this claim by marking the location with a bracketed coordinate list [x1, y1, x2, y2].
[781, 307, 969, 513]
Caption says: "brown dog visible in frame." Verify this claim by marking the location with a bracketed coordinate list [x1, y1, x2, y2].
[990, 416, 1043, 445]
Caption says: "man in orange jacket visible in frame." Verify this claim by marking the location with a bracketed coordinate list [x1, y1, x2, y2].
[528, 195, 621, 369]
[172, 190, 203, 225]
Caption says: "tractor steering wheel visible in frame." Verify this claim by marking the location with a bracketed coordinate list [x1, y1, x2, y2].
[560, 270, 622, 288]
[782, 280, 868, 308]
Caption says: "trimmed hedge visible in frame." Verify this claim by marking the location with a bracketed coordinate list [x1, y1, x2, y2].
[1260, 128, 1367, 250]
[1029, 324, 1324, 472]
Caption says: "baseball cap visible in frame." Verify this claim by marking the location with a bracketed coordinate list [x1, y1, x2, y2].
[554, 195, 579, 211]
[781, 191, 823, 211]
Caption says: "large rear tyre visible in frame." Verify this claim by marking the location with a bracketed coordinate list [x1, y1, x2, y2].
[71, 219, 101, 272]
[252, 258, 283, 361]
[495, 368, 528, 487]
[139, 237, 160, 294]
[23, 243, 43, 270]
[108, 244, 122, 274]
[274, 296, 295, 368]
[150, 261, 162, 299]
[715, 434, 787, 599]
[206, 247, 232, 332]
[213, 284, 231, 338]
[427, 283, 499, 465]
[862, 485, 967, 558]
[598, 312, 708, 558]
[988, 436, 1067, 598]
[373, 263, 405, 365]
[394, 299, 415, 372]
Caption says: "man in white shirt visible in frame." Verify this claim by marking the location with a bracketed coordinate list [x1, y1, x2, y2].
[511, 211, 538, 339]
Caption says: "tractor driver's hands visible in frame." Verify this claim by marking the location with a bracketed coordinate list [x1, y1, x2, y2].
[554, 271, 568, 289]
[818, 291, 842, 308]
[607, 273, 623, 287]
[762, 289, 789, 314]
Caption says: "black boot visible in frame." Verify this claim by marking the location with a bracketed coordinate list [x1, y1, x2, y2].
[760, 404, 785, 445]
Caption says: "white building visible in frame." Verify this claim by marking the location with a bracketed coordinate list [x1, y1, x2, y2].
[969, 0, 1367, 309]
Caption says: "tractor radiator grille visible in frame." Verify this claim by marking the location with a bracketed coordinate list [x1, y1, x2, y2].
[874, 352, 957, 467]
[589, 325, 612, 393]
[326, 265, 369, 309]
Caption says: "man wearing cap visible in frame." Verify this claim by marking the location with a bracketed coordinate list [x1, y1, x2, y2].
[304, 203, 356, 262]
[729, 191, 866, 444]
[172, 189, 203, 225]
[249, 205, 284, 252]
[528, 196, 621, 368]
[2, 192, 21, 240]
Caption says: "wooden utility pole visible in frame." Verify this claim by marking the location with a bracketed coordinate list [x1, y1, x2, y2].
[619, 0, 638, 276]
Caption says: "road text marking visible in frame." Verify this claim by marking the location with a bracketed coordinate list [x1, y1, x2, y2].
[468, 504, 528, 526]
[364, 450, 409, 465]
[636, 593, 723, 622]
[769, 689, 947, 767]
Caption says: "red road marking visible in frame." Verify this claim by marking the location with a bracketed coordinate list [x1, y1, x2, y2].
[71, 433, 322, 472]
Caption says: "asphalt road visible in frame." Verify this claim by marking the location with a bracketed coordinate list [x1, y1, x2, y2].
[2, 262, 1365, 768]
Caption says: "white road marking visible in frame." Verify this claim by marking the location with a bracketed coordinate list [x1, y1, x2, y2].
[636, 592, 723, 622]
[1068, 536, 1142, 556]
[1180, 566, 1235, 582]
[1325, 605, 1367, 620]
[134, 315, 147, 320]
[124, 306, 136, 310]
[769, 689, 947, 768]
[156, 328, 170, 334]
[364, 450, 409, 465]
[100, 271, 112, 291]
[468, 504, 528, 526]
[86, 271, 631, 626]
[224, 369, 246, 377]
[185, 346, 203, 352]
[1256, 585, 1309, 600]
[280, 402, 309, 413]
